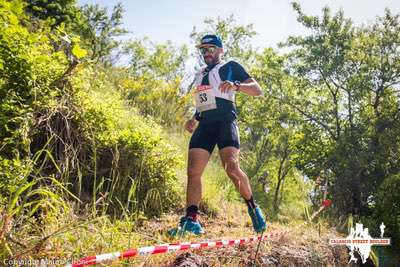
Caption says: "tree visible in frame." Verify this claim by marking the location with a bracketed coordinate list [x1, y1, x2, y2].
[79, 3, 128, 66]
[116, 39, 189, 126]
[284, 3, 400, 218]
[236, 47, 308, 215]
[26, 0, 81, 28]
[123, 38, 188, 82]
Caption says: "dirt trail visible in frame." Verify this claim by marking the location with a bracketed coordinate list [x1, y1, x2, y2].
[166, 227, 349, 267]
[135, 205, 350, 267]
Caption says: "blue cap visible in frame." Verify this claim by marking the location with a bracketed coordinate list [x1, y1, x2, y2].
[196, 34, 223, 48]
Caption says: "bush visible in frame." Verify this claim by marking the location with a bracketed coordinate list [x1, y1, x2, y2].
[0, 0, 68, 156]
[374, 173, 400, 248]
[0, 0, 183, 221]
[71, 66, 183, 217]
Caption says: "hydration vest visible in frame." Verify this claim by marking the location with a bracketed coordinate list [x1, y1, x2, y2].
[193, 61, 236, 104]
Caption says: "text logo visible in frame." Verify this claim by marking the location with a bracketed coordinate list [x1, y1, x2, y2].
[329, 222, 391, 264]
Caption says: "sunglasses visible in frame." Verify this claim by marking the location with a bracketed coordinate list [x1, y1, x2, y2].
[199, 46, 217, 55]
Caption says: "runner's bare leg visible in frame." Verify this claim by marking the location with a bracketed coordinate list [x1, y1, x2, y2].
[187, 148, 210, 207]
[219, 146, 252, 199]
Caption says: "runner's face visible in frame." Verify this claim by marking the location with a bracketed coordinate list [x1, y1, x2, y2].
[200, 45, 222, 65]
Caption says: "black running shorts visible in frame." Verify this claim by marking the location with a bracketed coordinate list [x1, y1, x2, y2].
[189, 120, 240, 154]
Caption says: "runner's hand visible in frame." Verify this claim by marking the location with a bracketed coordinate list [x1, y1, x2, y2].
[185, 119, 197, 133]
[219, 80, 235, 93]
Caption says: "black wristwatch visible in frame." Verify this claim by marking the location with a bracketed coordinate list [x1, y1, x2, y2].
[234, 80, 241, 91]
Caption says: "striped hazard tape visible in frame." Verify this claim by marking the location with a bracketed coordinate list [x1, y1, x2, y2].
[66, 202, 331, 267]
[66, 231, 287, 267]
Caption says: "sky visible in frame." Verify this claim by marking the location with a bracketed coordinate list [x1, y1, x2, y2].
[77, 0, 400, 51]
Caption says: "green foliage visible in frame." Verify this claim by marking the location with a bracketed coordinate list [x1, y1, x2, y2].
[120, 39, 190, 126]
[78, 3, 128, 66]
[124, 38, 188, 82]
[0, 157, 32, 205]
[1, 1, 184, 245]
[0, 0, 68, 156]
[71, 66, 183, 217]
[285, 4, 400, 218]
[71, 42, 87, 59]
[234, 47, 310, 217]
[25, 0, 125, 66]
[374, 174, 400, 248]
[0, 145, 79, 260]
[26, 0, 81, 28]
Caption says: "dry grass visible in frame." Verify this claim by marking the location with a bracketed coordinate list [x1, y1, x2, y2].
[5, 199, 350, 267]
[103, 203, 349, 267]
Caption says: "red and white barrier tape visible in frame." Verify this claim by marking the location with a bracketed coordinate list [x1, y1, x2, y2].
[66, 202, 331, 267]
[66, 231, 287, 267]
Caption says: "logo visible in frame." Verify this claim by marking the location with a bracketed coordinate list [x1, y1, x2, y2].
[196, 85, 211, 92]
[202, 37, 214, 43]
[329, 222, 391, 264]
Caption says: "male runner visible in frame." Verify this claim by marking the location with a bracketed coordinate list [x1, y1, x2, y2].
[170, 34, 266, 236]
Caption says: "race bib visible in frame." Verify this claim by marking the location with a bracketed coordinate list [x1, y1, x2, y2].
[194, 85, 217, 112]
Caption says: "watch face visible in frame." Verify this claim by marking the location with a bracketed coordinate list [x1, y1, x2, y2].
[234, 81, 241, 90]
[233, 81, 240, 91]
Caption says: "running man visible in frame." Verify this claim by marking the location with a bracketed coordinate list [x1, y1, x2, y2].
[170, 34, 266, 236]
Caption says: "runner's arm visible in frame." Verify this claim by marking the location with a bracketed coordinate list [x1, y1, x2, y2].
[236, 78, 263, 96]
